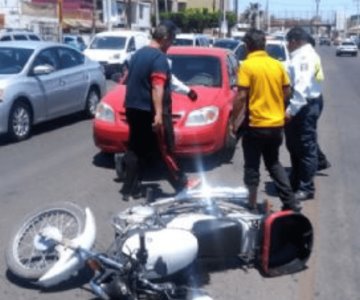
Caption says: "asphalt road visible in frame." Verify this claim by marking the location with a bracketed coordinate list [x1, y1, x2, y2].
[0, 45, 359, 300]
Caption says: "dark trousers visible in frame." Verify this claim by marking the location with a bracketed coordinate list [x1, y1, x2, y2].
[285, 96, 322, 193]
[122, 108, 186, 195]
[242, 128, 295, 206]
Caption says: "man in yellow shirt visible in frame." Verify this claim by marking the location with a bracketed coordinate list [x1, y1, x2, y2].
[232, 29, 301, 212]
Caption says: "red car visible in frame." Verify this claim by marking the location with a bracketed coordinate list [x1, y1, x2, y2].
[93, 46, 245, 160]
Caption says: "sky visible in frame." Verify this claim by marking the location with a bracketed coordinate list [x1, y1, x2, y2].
[236, 0, 359, 18]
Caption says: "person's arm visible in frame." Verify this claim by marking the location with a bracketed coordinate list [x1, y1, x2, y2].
[151, 72, 165, 128]
[231, 87, 248, 134]
[286, 58, 311, 118]
[168, 58, 197, 101]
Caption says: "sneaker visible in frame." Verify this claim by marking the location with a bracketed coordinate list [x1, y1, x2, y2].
[317, 160, 331, 171]
[184, 177, 202, 190]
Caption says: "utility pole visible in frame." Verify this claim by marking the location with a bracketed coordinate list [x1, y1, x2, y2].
[355, 0, 360, 36]
[154, 0, 159, 26]
[57, 0, 63, 42]
[315, 0, 320, 36]
[92, 0, 96, 36]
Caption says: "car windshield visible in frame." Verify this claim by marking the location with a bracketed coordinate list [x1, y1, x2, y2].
[89, 36, 126, 50]
[214, 40, 239, 51]
[266, 44, 286, 61]
[0, 47, 33, 74]
[169, 54, 221, 87]
[342, 42, 355, 46]
[173, 38, 193, 46]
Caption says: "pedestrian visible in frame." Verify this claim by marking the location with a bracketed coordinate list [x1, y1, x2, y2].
[121, 21, 200, 201]
[306, 33, 332, 172]
[232, 28, 301, 212]
[285, 26, 329, 201]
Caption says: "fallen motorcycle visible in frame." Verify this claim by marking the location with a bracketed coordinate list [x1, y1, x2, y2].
[5, 186, 313, 299]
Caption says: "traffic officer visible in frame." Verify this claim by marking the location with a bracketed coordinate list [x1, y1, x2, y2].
[285, 26, 325, 201]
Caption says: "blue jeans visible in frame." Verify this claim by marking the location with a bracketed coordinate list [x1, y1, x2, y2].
[285, 96, 323, 193]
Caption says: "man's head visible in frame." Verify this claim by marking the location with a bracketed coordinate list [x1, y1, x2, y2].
[286, 27, 309, 52]
[243, 29, 266, 53]
[152, 20, 178, 53]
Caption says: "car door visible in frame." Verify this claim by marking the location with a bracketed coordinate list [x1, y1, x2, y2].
[30, 47, 67, 119]
[56, 46, 88, 113]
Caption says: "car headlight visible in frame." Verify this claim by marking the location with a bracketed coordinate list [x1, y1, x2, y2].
[185, 106, 219, 127]
[95, 102, 115, 122]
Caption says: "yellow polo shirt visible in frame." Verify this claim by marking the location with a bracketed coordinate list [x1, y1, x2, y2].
[237, 51, 290, 128]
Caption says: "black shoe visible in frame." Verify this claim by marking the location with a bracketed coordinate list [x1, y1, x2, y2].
[317, 160, 331, 171]
[294, 190, 314, 201]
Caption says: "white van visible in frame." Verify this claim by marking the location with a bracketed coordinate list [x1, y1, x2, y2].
[173, 34, 210, 47]
[84, 30, 150, 77]
[0, 30, 42, 41]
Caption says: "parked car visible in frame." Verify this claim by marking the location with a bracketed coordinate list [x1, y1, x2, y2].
[0, 30, 42, 42]
[336, 41, 358, 56]
[0, 41, 106, 141]
[265, 39, 291, 73]
[93, 46, 245, 161]
[213, 38, 247, 63]
[63, 34, 87, 51]
[319, 36, 331, 46]
[84, 30, 150, 78]
[173, 34, 210, 47]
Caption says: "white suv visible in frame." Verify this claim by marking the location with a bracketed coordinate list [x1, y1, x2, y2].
[173, 34, 210, 47]
[0, 31, 42, 42]
[84, 30, 150, 78]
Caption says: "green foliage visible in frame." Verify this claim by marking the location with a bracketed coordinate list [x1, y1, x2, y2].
[159, 9, 237, 33]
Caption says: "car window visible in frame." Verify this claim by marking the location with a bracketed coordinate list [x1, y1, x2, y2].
[127, 37, 136, 52]
[29, 35, 40, 41]
[169, 54, 222, 87]
[32, 48, 60, 71]
[235, 44, 247, 61]
[77, 37, 85, 44]
[226, 54, 238, 87]
[0, 35, 12, 41]
[13, 35, 28, 41]
[266, 44, 286, 61]
[173, 38, 193, 46]
[195, 38, 200, 46]
[89, 36, 127, 50]
[342, 42, 355, 46]
[58, 47, 84, 69]
[0, 47, 33, 74]
[214, 40, 238, 51]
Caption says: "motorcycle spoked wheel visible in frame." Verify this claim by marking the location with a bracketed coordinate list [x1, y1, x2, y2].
[5, 202, 86, 281]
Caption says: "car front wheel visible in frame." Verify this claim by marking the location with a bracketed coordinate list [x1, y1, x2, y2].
[8, 102, 32, 142]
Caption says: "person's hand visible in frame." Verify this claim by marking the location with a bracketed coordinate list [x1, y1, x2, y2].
[187, 89, 198, 101]
[285, 111, 292, 123]
[152, 113, 163, 129]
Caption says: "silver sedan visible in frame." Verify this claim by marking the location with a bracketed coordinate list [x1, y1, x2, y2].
[0, 41, 106, 141]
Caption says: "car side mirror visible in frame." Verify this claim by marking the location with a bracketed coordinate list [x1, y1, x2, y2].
[32, 64, 55, 75]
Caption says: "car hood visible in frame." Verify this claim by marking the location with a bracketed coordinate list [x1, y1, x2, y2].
[0, 75, 16, 87]
[101, 85, 224, 113]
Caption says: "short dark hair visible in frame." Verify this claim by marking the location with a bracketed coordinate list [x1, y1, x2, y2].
[286, 27, 309, 43]
[243, 29, 266, 52]
[152, 20, 178, 41]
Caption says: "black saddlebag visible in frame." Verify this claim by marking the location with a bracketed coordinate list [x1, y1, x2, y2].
[192, 219, 242, 257]
[260, 211, 313, 276]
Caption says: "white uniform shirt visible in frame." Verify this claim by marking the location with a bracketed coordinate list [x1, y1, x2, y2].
[287, 43, 324, 116]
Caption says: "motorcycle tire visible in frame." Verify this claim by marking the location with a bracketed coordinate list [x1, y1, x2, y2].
[5, 202, 86, 281]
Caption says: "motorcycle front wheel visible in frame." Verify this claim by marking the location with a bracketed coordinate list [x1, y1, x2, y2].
[5, 202, 86, 281]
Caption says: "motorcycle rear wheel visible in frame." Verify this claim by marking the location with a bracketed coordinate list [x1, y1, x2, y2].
[5, 202, 86, 281]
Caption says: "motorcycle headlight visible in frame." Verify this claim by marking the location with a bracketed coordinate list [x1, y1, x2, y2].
[185, 106, 219, 127]
[95, 102, 115, 122]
